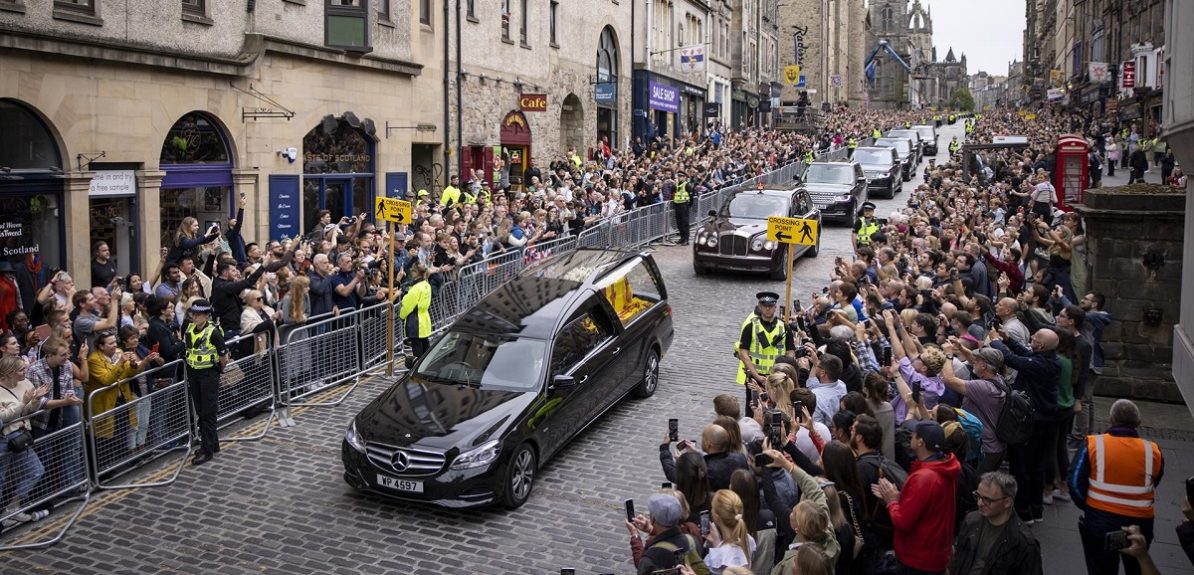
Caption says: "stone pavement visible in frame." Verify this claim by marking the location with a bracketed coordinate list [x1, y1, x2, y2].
[1, 122, 1191, 574]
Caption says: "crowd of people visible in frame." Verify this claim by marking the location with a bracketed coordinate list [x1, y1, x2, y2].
[622, 107, 1193, 575]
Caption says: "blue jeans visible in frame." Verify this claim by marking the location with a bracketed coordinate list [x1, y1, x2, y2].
[0, 431, 46, 510]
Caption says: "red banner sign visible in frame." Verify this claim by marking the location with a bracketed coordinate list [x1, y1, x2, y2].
[519, 94, 548, 112]
[1122, 62, 1136, 89]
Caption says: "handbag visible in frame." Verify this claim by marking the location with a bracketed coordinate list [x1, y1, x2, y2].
[1, 386, 35, 452]
[221, 362, 246, 388]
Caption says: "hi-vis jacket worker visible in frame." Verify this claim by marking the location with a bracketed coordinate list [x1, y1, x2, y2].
[949, 137, 960, 156]
[184, 299, 227, 466]
[853, 202, 880, 252]
[1069, 399, 1165, 575]
[734, 291, 795, 417]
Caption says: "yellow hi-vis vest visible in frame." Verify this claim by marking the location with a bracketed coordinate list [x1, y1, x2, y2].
[186, 323, 220, 370]
[847, 138, 858, 150]
[949, 140, 960, 154]
[734, 313, 786, 385]
[673, 181, 690, 204]
[856, 218, 880, 245]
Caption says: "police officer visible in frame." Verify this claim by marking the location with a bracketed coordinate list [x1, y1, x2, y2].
[184, 299, 227, 465]
[853, 201, 880, 252]
[846, 135, 858, 159]
[933, 113, 942, 127]
[672, 171, 692, 245]
[735, 292, 795, 417]
[949, 136, 960, 156]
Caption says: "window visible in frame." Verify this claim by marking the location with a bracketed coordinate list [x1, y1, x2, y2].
[419, 0, 430, 25]
[501, 0, 511, 41]
[466, 0, 474, 18]
[182, 0, 205, 18]
[327, 0, 370, 51]
[519, 0, 528, 45]
[377, 0, 388, 21]
[55, 0, 94, 13]
[596, 259, 663, 327]
[551, 312, 613, 376]
[54, 0, 100, 21]
[549, 1, 558, 45]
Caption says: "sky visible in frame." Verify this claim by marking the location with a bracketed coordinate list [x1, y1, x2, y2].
[924, 0, 1026, 76]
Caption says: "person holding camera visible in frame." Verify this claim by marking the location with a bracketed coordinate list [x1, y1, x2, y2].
[625, 493, 709, 575]
[1069, 399, 1165, 575]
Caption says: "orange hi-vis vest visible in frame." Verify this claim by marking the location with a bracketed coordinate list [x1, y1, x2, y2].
[1085, 434, 1163, 518]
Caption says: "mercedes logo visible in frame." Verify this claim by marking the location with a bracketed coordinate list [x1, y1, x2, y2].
[392, 450, 410, 472]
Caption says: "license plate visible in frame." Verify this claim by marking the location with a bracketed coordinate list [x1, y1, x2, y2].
[377, 474, 424, 493]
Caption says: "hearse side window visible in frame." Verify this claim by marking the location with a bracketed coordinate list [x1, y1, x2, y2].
[595, 258, 664, 327]
[550, 312, 612, 376]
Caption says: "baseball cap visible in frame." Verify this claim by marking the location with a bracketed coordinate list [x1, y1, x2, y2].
[972, 347, 1005, 371]
[915, 421, 946, 451]
[646, 493, 682, 528]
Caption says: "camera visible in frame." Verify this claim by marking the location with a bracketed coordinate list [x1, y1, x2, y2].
[668, 418, 679, 443]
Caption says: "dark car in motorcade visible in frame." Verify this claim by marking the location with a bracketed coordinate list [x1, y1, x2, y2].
[852, 146, 902, 199]
[873, 137, 916, 181]
[343, 249, 673, 509]
[886, 129, 924, 165]
[799, 161, 867, 225]
[912, 124, 939, 156]
[693, 186, 820, 279]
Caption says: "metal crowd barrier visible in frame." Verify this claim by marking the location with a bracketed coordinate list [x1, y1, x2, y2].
[0, 414, 90, 551]
[216, 333, 279, 442]
[276, 310, 364, 408]
[85, 358, 193, 491]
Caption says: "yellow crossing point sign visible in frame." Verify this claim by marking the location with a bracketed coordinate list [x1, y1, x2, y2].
[374, 197, 412, 224]
[767, 216, 818, 246]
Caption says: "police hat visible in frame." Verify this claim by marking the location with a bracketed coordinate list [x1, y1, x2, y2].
[861, 201, 876, 211]
[755, 291, 780, 306]
[189, 299, 213, 314]
[677, 170, 688, 177]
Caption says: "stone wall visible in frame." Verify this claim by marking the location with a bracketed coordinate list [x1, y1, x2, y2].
[1076, 186, 1187, 402]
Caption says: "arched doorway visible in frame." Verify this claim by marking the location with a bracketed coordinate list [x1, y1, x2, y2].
[500, 111, 532, 192]
[159, 112, 235, 253]
[561, 94, 584, 155]
[595, 26, 620, 149]
[302, 115, 375, 236]
[0, 99, 65, 326]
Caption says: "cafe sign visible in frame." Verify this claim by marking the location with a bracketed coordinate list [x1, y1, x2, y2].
[520, 93, 548, 112]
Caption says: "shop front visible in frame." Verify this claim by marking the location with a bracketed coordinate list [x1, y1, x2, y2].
[679, 84, 706, 137]
[302, 115, 376, 235]
[87, 168, 140, 279]
[0, 99, 65, 322]
[731, 88, 750, 129]
[159, 112, 236, 249]
[631, 72, 680, 142]
[500, 110, 532, 192]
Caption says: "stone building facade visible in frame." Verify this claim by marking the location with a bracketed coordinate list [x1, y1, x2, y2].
[1, 0, 430, 288]
[864, 0, 967, 109]
[436, 0, 632, 191]
[777, 0, 866, 109]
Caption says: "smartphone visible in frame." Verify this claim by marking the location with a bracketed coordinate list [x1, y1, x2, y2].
[699, 510, 711, 536]
[151, 342, 160, 354]
[668, 418, 679, 443]
[672, 548, 686, 565]
[911, 382, 923, 404]
[1104, 530, 1129, 552]
[793, 401, 804, 421]
[883, 347, 893, 366]
[661, 481, 672, 490]
[624, 498, 636, 522]
[754, 452, 774, 467]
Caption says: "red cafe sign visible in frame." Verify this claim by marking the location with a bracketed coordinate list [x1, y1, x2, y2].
[520, 93, 548, 112]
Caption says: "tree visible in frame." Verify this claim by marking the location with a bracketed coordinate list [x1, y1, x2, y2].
[949, 87, 976, 112]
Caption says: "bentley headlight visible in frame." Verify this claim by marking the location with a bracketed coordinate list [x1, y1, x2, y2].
[751, 238, 765, 251]
[764, 241, 776, 251]
[707, 236, 718, 248]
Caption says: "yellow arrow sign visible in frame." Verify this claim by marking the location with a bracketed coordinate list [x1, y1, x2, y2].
[374, 197, 412, 224]
[767, 216, 818, 246]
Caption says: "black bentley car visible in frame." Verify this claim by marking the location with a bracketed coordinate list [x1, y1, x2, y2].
[799, 161, 867, 225]
[873, 137, 916, 181]
[852, 146, 902, 199]
[692, 187, 820, 279]
[343, 249, 673, 509]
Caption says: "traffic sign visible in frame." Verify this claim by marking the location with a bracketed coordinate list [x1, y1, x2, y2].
[767, 216, 818, 246]
[374, 197, 412, 223]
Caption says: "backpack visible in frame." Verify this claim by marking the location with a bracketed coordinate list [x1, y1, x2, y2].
[990, 377, 1035, 446]
[648, 534, 711, 575]
[859, 453, 908, 488]
[943, 406, 985, 468]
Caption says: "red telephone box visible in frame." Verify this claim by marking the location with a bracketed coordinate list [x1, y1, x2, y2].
[1054, 134, 1090, 211]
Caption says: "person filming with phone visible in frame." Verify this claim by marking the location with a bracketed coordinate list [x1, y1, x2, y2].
[1069, 399, 1165, 575]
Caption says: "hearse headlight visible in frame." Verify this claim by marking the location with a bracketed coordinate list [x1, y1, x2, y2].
[345, 420, 366, 452]
[450, 439, 502, 471]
